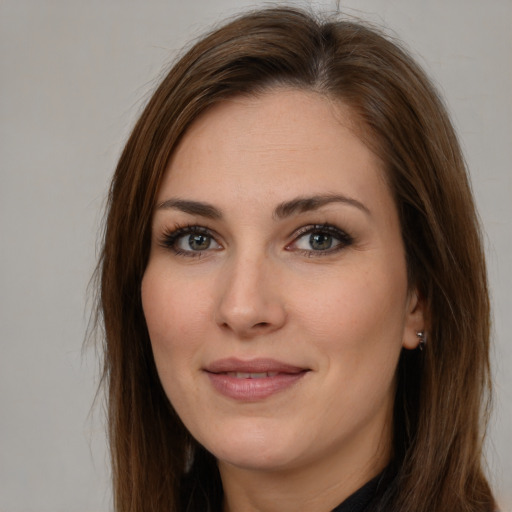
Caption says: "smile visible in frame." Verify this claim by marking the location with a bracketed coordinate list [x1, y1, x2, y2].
[204, 358, 309, 400]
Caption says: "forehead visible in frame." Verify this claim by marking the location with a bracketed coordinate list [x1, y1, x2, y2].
[159, 89, 389, 209]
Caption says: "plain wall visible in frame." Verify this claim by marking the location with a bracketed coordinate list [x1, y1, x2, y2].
[0, 1, 510, 510]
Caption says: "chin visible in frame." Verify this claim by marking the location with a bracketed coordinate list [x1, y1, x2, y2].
[201, 422, 305, 472]
[215, 447, 300, 473]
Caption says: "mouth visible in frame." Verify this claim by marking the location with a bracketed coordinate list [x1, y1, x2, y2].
[204, 358, 309, 401]
[224, 371, 280, 378]
[205, 357, 307, 374]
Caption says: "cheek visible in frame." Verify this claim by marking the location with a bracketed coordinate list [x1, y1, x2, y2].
[309, 269, 406, 405]
[141, 268, 210, 428]
[289, 259, 408, 381]
[297, 266, 406, 334]
[141, 267, 208, 370]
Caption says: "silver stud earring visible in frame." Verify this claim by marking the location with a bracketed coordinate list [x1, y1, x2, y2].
[416, 331, 427, 351]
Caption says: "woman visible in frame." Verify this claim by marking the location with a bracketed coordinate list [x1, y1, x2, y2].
[97, 7, 496, 512]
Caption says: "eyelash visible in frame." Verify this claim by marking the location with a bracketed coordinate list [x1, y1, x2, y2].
[157, 223, 353, 258]
[158, 224, 221, 258]
[286, 224, 353, 256]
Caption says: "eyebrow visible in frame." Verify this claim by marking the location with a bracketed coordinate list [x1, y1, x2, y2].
[156, 198, 222, 219]
[156, 194, 370, 219]
[273, 194, 371, 219]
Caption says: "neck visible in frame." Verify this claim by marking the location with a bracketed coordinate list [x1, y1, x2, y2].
[219, 433, 390, 512]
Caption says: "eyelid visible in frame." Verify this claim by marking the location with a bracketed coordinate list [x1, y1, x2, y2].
[157, 222, 353, 258]
[285, 223, 353, 255]
[158, 224, 223, 257]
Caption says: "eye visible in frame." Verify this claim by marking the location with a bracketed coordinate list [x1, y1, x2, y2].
[159, 225, 222, 257]
[288, 224, 352, 255]
[177, 232, 214, 251]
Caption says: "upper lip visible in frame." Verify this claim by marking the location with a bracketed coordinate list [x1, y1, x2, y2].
[204, 358, 307, 374]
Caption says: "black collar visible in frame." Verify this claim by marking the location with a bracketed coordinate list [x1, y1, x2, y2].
[331, 472, 385, 512]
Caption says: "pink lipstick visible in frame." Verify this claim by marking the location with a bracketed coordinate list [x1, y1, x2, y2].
[204, 358, 308, 400]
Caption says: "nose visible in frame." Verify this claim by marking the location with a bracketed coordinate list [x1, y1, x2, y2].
[214, 253, 287, 339]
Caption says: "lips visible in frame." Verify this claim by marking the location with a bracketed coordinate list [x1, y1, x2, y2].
[204, 358, 309, 400]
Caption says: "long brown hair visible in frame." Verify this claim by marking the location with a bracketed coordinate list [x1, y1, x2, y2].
[96, 7, 495, 511]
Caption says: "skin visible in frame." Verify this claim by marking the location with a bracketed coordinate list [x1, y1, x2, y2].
[141, 89, 424, 512]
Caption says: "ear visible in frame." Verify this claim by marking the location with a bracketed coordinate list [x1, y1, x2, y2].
[402, 289, 426, 350]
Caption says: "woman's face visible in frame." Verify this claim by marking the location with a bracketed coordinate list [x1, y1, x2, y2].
[142, 89, 423, 477]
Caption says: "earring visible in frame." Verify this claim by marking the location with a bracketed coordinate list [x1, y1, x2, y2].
[416, 331, 427, 351]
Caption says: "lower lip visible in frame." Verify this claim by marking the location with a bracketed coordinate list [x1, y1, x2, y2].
[206, 371, 307, 400]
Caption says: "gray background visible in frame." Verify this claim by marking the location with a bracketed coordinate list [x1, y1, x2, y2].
[0, 1, 510, 511]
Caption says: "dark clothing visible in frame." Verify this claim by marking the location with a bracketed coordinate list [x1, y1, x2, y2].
[331, 472, 386, 512]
